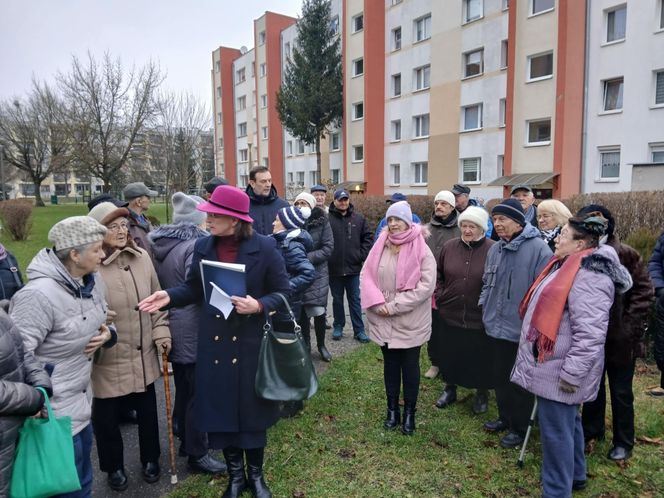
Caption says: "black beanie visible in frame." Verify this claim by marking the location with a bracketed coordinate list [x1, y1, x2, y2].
[491, 198, 526, 226]
[576, 204, 615, 239]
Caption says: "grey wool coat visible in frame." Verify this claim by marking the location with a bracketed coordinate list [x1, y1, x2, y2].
[302, 207, 334, 309]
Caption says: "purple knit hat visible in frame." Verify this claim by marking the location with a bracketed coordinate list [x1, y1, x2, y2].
[385, 201, 413, 227]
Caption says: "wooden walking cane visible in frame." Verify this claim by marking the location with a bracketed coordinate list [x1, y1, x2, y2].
[162, 348, 178, 484]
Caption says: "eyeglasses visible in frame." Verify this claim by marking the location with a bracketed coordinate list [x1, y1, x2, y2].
[107, 222, 129, 232]
[537, 213, 553, 220]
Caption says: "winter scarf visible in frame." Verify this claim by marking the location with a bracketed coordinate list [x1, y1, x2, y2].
[540, 225, 562, 247]
[361, 223, 428, 309]
[519, 248, 594, 362]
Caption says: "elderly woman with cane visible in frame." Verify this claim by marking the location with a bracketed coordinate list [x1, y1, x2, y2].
[511, 213, 632, 497]
[360, 201, 436, 435]
[138, 185, 290, 498]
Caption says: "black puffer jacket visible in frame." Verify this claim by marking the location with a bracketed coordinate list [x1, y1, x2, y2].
[273, 229, 316, 321]
[302, 208, 334, 308]
[0, 306, 51, 496]
[327, 202, 373, 277]
[0, 252, 23, 301]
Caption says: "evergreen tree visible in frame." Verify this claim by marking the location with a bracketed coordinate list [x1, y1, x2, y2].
[276, 0, 342, 182]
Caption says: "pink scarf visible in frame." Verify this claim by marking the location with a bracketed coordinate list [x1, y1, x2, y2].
[361, 224, 429, 310]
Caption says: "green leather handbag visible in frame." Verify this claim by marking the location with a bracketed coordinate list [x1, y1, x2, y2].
[255, 294, 318, 401]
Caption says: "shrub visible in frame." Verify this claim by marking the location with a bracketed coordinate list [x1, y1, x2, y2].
[0, 199, 34, 241]
[350, 194, 433, 234]
[624, 228, 660, 263]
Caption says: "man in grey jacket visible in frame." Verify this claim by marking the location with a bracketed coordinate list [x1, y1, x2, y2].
[479, 198, 551, 448]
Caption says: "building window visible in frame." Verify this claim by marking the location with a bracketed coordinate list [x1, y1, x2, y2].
[352, 14, 364, 33]
[216, 86, 221, 98]
[500, 40, 508, 69]
[531, 0, 554, 16]
[414, 65, 431, 91]
[331, 132, 340, 151]
[464, 49, 484, 78]
[498, 154, 505, 176]
[352, 145, 364, 162]
[528, 52, 553, 81]
[297, 171, 305, 185]
[502, 0, 510, 10]
[462, 158, 481, 182]
[287, 172, 294, 183]
[260, 94, 267, 108]
[413, 114, 430, 138]
[330, 15, 340, 35]
[499, 98, 506, 127]
[352, 58, 364, 77]
[239, 149, 248, 162]
[328, 169, 338, 184]
[651, 144, 664, 163]
[392, 27, 402, 51]
[284, 42, 291, 59]
[655, 70, 664, 105]
[297, 140, 305, 154]
[599, 148, 620, 179]
[603, 78, 624, 111]
[217, 112, 222, 124]
[412, 162, 428, 184]
[259, 63, 266, 78]
[392, 73, 402, 97]
[258, 31, 266, 45]
[236, 67, 246, 84]
[606, 5, 627, 43]
[237, 95, 246, 110]
[527, 119, 552, 145]
[238, 122, 247, 137]
[215, 61, 221, 73]
[390, 163, 401, 184]
[252, 91, 256, 106]
[261, 127, 268, 140]
[464, 0, 483, 23]
[660, 0, 664, 29]
[352, 102, 364, 120]
[310, 171, 319, 185]
[218, 137, 224, 148]
[392, 0, 403, 5]
[391, 120, 401, 141]
[286, 141, 293, 156]
[462, 104, 483, 131]
[414, 14, 432, 42]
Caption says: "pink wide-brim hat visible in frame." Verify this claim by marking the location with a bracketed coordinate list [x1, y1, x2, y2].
[197, 185, 254, 223]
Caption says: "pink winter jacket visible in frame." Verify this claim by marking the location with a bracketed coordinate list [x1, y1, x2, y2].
[361, 244, 437, 349]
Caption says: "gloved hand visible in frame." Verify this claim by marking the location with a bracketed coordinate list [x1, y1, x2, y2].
[559, 379, 578, 393]
[155, 338, 172, 356]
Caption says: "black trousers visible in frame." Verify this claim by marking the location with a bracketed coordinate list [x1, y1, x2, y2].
[581, 360, 635, 450]
[299, 311, 326, 345]
[172, 362, 208, 458]
[381, 345, 421, 405]
[427, 310, 441, 366]
[491, 337, 534, 436]
[92, 383, 161, 472]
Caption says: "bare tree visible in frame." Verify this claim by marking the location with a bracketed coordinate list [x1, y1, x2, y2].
[58, 52, 164, 192]
[0, 80, 71, 206]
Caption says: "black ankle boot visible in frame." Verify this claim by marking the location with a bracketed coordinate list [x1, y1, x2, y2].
[315, 326, 332, 362]
[245, 447, 272, 498]
[222, 447, 247, 498]
[384, 397, 400, 430]
[402, 404, 416, 436]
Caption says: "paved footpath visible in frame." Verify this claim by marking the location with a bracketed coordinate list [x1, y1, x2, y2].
[90, 312, 364, 497]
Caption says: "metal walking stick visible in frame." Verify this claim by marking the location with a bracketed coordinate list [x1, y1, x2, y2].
[162, 349, 178, 484]
[517, 398, 538, 468]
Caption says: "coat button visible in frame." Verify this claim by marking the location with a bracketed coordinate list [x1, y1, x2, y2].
[232, 358, 237, 364]
[137, 345, 142, 350]
[214, 336, 220, 341]
[214, 359, 219, 365]
[232, 336, 237, 342]
[216, 314, 221, 318]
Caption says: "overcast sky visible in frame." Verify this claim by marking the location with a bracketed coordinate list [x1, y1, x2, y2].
[0, 0, 302, 112]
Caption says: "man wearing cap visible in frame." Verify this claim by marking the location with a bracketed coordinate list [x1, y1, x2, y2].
[374, 193, 422, 241]
[245, 166, 289, 235]
[328, 189, 373, 343]
[510, 185, 538, 228]
[123, 182, 158, 258]
[479, 198, 551, 448]
[204, 177, 228, 200]
[424, 190, 460, 379]
[310, 184, 329, 212]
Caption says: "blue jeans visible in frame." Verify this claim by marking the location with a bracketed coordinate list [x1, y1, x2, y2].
[537, 397, 586, 498]
[53, 423, 93, 498]
[329, 274, 364, 335]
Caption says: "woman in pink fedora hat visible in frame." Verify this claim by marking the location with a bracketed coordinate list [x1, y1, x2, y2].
[139, 185, 290, 498]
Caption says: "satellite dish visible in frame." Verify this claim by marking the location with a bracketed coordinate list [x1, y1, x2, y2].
[240, 46, 248, 54]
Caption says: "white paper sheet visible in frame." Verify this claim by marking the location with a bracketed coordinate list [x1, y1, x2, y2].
[209, 282, 234, 319]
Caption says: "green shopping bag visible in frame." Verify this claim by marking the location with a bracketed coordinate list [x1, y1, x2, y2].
[9, 387, 81, 498]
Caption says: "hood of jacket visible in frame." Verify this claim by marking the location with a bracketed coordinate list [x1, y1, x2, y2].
[26, 248, 96, 298]
[581, 243, 633, 295]
[245, 184, 282, 205]
[148, 223, 208, 263]
[305, 206, 328, 229]
[328, 201, 355, 218]
[500, 223, 541, 252]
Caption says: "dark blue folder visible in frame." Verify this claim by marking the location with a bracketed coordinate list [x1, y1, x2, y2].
[199, 259, 247, 301]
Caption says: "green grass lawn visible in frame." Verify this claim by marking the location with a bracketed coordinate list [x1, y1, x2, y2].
[0, 202, 170, 271]
[169, 344, 664, 498]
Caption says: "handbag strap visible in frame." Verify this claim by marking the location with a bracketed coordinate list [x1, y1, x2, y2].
[35, 387, 54, 421]
[264, 292, 301, 333]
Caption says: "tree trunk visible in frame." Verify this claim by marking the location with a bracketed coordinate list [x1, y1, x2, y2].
[316, 135, 322, 184]
[33, 180, 46, 207]
[102, 178, 111, 193]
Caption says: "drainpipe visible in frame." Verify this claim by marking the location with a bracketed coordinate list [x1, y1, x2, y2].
[580, 0, 591, 195]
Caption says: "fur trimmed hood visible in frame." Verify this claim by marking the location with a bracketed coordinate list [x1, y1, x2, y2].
[581, 244, 633, 295]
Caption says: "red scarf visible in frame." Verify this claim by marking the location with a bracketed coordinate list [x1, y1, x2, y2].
[519, 248, 593, 362]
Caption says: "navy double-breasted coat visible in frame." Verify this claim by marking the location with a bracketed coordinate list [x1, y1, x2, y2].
[167, 232, 290, 433]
